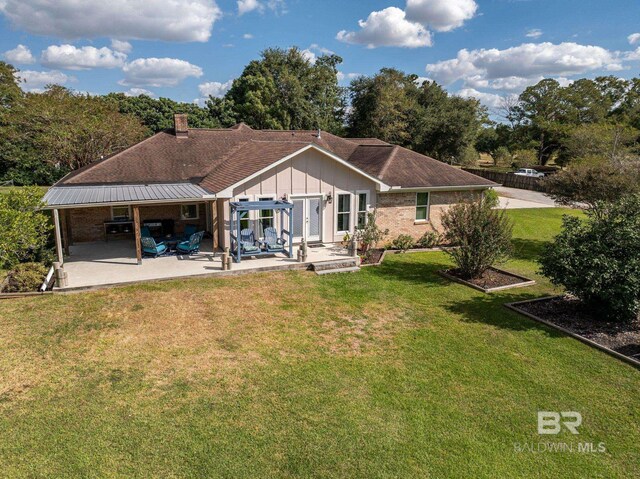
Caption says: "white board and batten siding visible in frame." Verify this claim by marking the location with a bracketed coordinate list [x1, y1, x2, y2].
[217, 148, 378, 248]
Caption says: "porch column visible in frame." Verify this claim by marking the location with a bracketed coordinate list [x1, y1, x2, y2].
[60, 209, 70, 256]
[52, 208, 64, 264]
[133, 205, 142, 265]
[211, 200, 218, 251]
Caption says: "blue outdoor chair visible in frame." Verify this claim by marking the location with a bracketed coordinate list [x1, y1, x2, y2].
[141, 226, 152, 238]
[176, 231, 204, 255]
[182, 224, 198, 241]
[262, 226, 285, 252]
[240, 228, 260, 254]
[141, 236, 168, 258]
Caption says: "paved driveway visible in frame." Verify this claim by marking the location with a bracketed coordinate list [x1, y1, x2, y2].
[495, 186, 558, 209]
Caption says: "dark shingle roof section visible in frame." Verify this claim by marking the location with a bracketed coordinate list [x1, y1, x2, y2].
[54, 124, 496, 193]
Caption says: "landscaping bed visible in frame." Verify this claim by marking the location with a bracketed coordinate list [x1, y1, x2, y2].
[439, 267, 535, 292]
[509, 295, 640, 365]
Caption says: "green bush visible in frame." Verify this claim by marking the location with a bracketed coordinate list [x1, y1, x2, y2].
[353, 210, 389, 256]
[483, 189, 500, 208]
[3, 262, 48, 293]
[416, 231, 440, 249]
[540, 195, 640, 321]
[391, 234, 415, 252]
[441, 197, 513, 279]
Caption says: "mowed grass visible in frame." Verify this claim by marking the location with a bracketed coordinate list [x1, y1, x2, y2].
[1, 208, 638, 478]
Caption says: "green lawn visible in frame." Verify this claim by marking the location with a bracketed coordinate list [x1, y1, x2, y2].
[1, 208, 638, 478]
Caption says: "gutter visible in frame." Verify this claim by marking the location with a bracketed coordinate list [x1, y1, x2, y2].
[42, 196, 216, 210]
[385, 184, 497, 193]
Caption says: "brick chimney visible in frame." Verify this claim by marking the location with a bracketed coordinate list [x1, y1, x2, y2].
[174, 113, 188, 138]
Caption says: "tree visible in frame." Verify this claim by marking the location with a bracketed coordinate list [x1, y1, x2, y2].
[219, 47, 346, 133]
[0, 61, 21, 111]
[540, 195, 640, 321]
[0, 186, 53, 268]
[561, 123, 639, 165]
[1, 86, 148, 184]
[440, 197, 513, 279]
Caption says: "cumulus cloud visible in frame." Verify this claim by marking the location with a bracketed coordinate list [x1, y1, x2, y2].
[426, 42, 623, 86]
[3, 44, 35, 64]
[198, 79, 233, 98]
[628, 33, 640, 45]
[0, 0, 221, 42]
[111, 39, 132, 54]
[243, 33, 254, 39]
[237, 0, 285, 15]
[41, 44, 127, 70]
[457, 88, 506, 108]
[336, 71, 361, 82]
[405, 0, 477, 32]
[337, 7, 432, 48]
[120, 58, 203, 87]
[124, 88, 154, 97]
[300, 44, 334, 64]
[16, 70, 72, 92]
[525, 29, 543, 39]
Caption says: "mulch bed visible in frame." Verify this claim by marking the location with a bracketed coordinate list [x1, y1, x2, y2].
[515, 296, 640, 360]
[446, 268, 527, 290]
[359, 249, 384, 266]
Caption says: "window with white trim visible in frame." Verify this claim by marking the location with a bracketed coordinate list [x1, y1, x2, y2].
[258, 195, 275, 235]
[237, 197, 250, 230]
[111, 205, 131, 221]
[336, 193, 351, 232]
[180, 204, 199, 220]
[356, 192, 368, 229]
[415, 192, 429, 221]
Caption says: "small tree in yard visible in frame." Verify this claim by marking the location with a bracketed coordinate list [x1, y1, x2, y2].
[353, 210, 388, 257]
[0, 187, 53, 268]
[441, 198, 513, 279]
[540, 195, 640, 321]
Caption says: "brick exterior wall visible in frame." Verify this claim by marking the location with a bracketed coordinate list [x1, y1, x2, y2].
[67, 203, 207, 243]
[375, 190, 482, 242]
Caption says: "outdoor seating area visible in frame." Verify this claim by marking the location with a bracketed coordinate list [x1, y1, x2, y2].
[140, 223, 206, 258]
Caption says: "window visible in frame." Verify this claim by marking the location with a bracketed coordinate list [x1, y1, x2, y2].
[258, 196, 275, 235]
[237, 197, 250, 230]
[415, 192, 429, 221]
[356, 192, 368, 229]
[336, 193, 351, 232]
[180, 204, 199, 220]
[111, 205, 131, 221]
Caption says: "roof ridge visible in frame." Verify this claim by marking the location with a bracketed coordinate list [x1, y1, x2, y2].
[378, 145, 400, 179]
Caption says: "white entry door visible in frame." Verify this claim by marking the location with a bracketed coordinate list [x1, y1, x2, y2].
[291, 196, 322, 243]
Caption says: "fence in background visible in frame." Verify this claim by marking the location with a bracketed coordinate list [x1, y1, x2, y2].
[463, 168, 547, 192]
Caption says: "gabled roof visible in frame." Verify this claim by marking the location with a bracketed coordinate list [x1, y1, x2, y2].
[51, 124, 496, 201]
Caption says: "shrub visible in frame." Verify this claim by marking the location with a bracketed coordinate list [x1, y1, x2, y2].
[441, 197, 513, 279]
[353, 210, 389, 256]
[493, 146, 512, 167]
[3, 262, 48, 293]
[391, 234, 415, 252]
[540, 195, 640, 321]
[483, 188, 500, 208]
[416, 231, 440, 249]
[0, 187, 54, 269]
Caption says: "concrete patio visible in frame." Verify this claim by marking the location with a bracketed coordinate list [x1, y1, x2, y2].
[60, 240, 352, 290]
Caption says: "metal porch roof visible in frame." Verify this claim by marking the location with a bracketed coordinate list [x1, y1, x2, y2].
[43, 183, 212, 208]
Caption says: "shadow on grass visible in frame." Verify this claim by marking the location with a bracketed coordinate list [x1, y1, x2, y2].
[510, 237, 552, 262]
[368, 254, 452, 287]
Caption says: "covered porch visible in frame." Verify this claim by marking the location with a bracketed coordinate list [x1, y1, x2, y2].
[59, 240, 351, 290]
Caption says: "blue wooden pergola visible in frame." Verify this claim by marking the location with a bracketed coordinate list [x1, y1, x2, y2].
[229, 200, 294, 263]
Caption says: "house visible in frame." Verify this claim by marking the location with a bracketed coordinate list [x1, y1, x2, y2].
[43, 114, 496, 272]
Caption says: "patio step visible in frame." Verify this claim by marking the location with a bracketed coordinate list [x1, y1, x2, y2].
[315, 266, 361, 275]
[311, 258, 360, 275]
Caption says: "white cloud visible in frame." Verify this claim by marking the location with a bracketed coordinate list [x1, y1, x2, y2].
[525, 29, 543, 39]
[301, 44, 335, 64]
[405, 0, 477, 32]
[237, 0, 285, 15]
[426, 42, 623, 86]
[198, 79, 233, 98]
[120, 58, 203, 87]
[243, 33, 254, 39]
[337, 7, 432, 48]
[41, 44, 127, 70]
[628, 33, 640, 45]
[111, 39, 132, 54]
[0, 0, 221, 42]
[3, 44, 35, 64]
[124, 88, 154, 97]
[16, 70, 72, 91]
[337, 71, 361, 82]
[301, 48, 317, 64]
[457, 88, 506, 108]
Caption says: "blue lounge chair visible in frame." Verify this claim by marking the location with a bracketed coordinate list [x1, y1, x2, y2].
[141, 226, 152, 237]
[182, 224, 198, 241]
[141, 236, 168, 258]
[262, 226, 285, 252]
[176, 231, 204, 255]
[240, 228, 260, 254]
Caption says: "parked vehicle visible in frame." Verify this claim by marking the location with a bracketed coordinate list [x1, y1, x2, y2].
[513, 168, 545, 178]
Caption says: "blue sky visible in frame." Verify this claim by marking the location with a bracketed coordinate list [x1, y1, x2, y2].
[1, 0, 639, 109]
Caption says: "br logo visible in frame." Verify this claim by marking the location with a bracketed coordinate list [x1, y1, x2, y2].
[537, 411, 582, 435]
